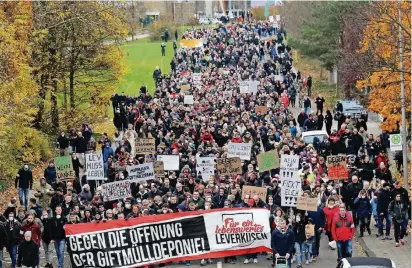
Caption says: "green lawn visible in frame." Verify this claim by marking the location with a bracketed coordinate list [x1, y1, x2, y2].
[117, 38, 175, 95]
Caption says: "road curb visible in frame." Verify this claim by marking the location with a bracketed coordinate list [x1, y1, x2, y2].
[355, 230, 376, 257]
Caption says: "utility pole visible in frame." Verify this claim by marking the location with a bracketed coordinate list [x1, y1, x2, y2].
[398, 0, 408, 188]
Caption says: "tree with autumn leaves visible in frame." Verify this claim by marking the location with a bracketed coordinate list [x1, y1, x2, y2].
[357, 1, 411, 133]
[0, 2, 128, 182]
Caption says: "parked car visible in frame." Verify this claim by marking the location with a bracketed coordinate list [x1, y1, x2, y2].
[337, 257, 396, 268]
[301, 130, 328, 145]
[334, 99, 368, 122]
[198, 18, 211, 25]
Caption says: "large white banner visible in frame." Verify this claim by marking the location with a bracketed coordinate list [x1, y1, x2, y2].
[85, 153, 104, 180]
[65, 208, 271, 268]
[196, 157, 215, 182]
[227, 143, 252, 160]
[127, 163, 155, 183]
[157, 155, 180, 170]
[280, 155, 301, 207]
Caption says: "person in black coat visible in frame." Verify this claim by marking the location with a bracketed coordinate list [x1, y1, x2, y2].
[292, 213, 306, 267]
[324, 110, 333, 135]
[0, 221, 8, 262]
[297, 110, 308, 132]
[71, 152, 84, 179]
[40, 210, 53, 267]
[315, 95, 325, 114]
[391, 181, 409, 205]
[5, 212, 21, 268]
[15, 164, 33, 210]
[74, 133, 88, 155]
[344, 175, 363, 226]
[351, 129, 364, 154]
[316, 111, 324, 130]
[377, 183, 393, 239]
[18, 231, 39, 268]
[57, 132, 69, 156]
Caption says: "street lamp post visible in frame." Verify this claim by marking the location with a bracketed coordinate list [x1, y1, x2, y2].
[398, 0, 408, 188]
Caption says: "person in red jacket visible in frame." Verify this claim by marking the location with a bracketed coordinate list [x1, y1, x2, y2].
[323, 198, 340, 243]
[375, 151, 388, 168]
[331, 204, 355, 261]
[201, 131, 214, 143]
[231, 132, 242, 143]
[20, 213, 42, 246]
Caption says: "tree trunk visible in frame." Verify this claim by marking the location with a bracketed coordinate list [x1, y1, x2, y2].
[33, 74, 48, 129]
[50, 77, 59, 133]
[69, 67, 75, 109]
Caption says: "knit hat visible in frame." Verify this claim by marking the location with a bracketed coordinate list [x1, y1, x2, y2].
[24, 231, 32, 237]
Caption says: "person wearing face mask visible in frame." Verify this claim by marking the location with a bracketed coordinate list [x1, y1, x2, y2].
[4, 197, 18, 220]
[40, 210, 53, 268]
[17, 231, 39, 268]
[292, 213, 306, 268]
[271, 217, 295, 267]
[34, 177, 54, 216]
[15, 164, 33, 210]
[51, 206, 67, 268]
[6, 212, 21, 268]
[323, 198, 340, 243]
[353, 189, 372, 237]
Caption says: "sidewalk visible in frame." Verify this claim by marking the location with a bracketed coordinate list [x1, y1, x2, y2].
[358, 222, 411, 268]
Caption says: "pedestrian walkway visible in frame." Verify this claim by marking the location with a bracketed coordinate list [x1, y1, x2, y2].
[358, 223, 411, 268]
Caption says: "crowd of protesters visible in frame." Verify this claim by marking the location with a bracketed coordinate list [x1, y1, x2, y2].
[1, 19, 411, 268]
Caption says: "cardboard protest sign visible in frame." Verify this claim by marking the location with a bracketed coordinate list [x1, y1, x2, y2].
[276, 15, 281, 21]
[326, 155, 348, 179]
[248, 80, 259, 94]
[184, 95, 194, 105]
[154, 161, 165, 177]
[157, 155, 180, 170]
[280, 155, 301, 207]
[257, 150, 280, 172]
[296, 196, 318, 212]
[135, 138, 155, 154]
[255, 106, 269, 114]
[242, 186, 267, 202]
[192, 73, 202, 85]
[216, 158, 242, 176]
[269, 16, 274, 22]
[238, 81, 249, 94]
[127, 163, 155, 183]
[65, 208, 271, 268]
[274, 75, 283, 81]
[55, 156, 75, 180]
[196, 157, 215, 182]
[85, 153, 104, 180]
[227, 143, 251, 160]
[181, 84, 190, 91]
[305, 224, 315, 236]
[223, 91, 232, 99]
[101, 180, 132, 201]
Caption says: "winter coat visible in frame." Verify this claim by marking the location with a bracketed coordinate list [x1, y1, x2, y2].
[307, 207, 326, 230]
[374, 168, 393, 183]
[40, 217, 53, 243]
[51, 216, 67, 240]
[323, 206, 339, 232]
[271, 228, 295, 256]
[5, 219, 21, 245]
[34, 182, 54, 210]
[15, 169, 33, 189]
[57, 135, 69, 149]
[21, 222, 42, 245]
[292, 221, 306, 244]
[44, 166, 57, 185]
[377, 189, 392, 215]
[0, 222, 8, 248]
[391, 187, 409, 204]
[74, 137, 88, 153]
[331, 212, 355, 241]
[17, 239, 39, 267]
[388, 200, 408, 223]
[297, 113, 308, 127]
[353, 197, 372, 218]
[344, 182, 363, 206]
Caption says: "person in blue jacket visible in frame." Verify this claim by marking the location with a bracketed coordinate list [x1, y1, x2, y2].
[354, 189, 372, 237]
[307, 205, 326, 261]
[271, 217, 295, 267]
